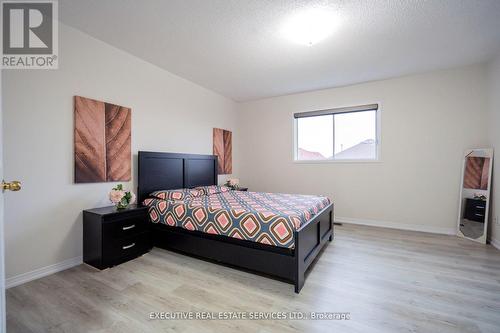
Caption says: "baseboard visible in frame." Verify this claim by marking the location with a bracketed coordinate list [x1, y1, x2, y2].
[6, 256, 82, 289]
[335, 217, 457, 235]
[489, 238, 500, 251]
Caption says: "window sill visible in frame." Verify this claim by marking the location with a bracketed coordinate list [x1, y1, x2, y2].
[293, 159, 382, 164]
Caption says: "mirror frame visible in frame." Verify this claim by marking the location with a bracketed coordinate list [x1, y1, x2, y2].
[457, 148, 494, 244]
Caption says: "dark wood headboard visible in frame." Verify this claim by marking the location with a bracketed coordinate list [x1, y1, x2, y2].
[137, 151, 218, 203]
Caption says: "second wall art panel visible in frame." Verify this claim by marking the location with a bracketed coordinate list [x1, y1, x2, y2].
[213, 128, 232, 174]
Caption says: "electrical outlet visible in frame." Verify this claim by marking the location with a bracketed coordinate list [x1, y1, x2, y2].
[495, 216, 500, 225]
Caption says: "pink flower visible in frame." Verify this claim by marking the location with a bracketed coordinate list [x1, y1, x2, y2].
[109, 189, 125, 204]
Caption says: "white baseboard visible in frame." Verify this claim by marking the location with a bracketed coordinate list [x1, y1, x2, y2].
[6, 256, 82, 289]
[489, 238, 500, 251]
[335, 216, 457, 235]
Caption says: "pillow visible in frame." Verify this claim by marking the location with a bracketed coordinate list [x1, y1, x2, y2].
[195, 185, 231, 196]
[149, 188, 202, 201]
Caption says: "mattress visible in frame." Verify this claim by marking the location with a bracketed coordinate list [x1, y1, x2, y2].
[143, 190, 331, 249]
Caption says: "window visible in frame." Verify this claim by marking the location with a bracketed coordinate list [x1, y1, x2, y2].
[294, 104, 379, 161]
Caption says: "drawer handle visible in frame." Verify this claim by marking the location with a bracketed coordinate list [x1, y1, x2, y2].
[475, 206, 485, 209]
[475, 213, 484, 217]
[122, 224, 136, 231]
[122, 243, 135, 250]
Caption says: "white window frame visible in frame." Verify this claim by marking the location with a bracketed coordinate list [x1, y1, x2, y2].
[293, 103, 382, 163]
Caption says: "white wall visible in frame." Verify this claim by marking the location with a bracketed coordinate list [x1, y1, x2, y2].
[2, 23, 237, 280]
[236, 65, 489, 234]
[487, 54, 500, 246]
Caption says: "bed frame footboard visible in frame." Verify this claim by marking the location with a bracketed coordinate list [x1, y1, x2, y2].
[294, 203, 334, 293]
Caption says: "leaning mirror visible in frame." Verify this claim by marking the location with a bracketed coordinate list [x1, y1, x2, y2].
[457, 148, 493, 243]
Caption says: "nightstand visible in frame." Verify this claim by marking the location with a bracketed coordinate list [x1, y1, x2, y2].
[464, 198, 486, 223]
[83, 204, 151, 270]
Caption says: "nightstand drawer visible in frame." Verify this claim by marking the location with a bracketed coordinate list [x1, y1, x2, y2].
[465, 201, 486, 211]
[104, 214, 148, 239]
[104, 232, 150, 266]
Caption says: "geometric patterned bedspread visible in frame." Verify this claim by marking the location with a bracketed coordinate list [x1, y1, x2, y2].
[143, 190, 331, 249]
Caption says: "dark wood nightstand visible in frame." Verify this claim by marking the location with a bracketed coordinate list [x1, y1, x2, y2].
[235, 187, 248, 191]
[464, 198, 486, 223]
[83, 204, 151, 270]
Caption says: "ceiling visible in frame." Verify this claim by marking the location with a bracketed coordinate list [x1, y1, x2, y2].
[60, 0, 500, 101]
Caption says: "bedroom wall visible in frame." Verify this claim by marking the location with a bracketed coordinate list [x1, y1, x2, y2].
[487, 54, 500, 247]
[236, 65, 489, 234]
[2, 23, 238, 280]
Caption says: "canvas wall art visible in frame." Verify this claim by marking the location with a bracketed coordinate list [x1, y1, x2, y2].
[74, 96, 131, 183]
[213, 128, 232, 174]
[463, 156, 490, 190]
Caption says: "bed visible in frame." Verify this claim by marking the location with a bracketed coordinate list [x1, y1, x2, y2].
[138, 151, 334, 293]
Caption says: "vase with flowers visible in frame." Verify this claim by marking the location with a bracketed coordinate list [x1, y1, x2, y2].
[109, 184, 136, 209]
[224, 178, 240, 190]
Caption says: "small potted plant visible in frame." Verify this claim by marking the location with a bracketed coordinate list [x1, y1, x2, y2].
[224, 178, 240, 190]
[109, 184, 136, 209]
[473, 193, 487, 201]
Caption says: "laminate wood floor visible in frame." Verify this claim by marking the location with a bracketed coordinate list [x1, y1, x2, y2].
[6, 224, 500, 333]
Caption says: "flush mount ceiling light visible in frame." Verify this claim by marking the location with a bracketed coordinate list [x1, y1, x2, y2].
[281, 7, 339, 46]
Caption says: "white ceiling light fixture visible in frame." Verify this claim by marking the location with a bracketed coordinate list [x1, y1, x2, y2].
[281, 7, 340, 46]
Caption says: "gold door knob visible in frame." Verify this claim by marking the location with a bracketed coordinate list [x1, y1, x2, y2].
[2, 180, 21, 192]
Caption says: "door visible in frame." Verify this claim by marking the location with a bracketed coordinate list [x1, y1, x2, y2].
[1, 65, 5, 333]
[0, 66, 22, 333]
